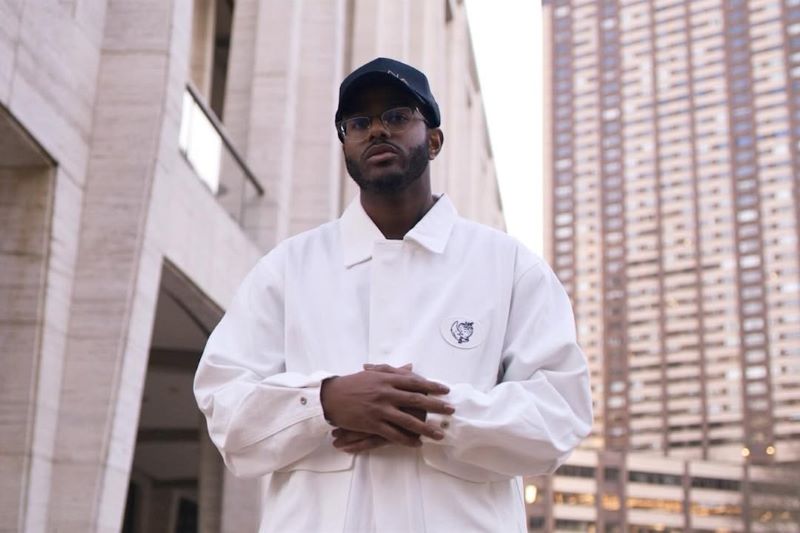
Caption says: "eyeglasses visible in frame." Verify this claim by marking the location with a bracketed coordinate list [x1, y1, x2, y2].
[337, 107, 425, 141]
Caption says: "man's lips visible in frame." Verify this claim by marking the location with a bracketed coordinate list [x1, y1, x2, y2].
[364, 144, 399, 162]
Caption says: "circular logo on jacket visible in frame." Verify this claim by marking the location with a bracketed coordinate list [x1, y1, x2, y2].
[440, 317, 486, 349]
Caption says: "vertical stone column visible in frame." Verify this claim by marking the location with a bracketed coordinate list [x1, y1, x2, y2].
[349, 0, 381, 69]
[223, 0, 346, 249]
[409, 0, 449, 196]
[45, 1, 187, 531]
[1, 2, 108, 530]
[443, 5, 470, 211]
[287, 0, 347, 236]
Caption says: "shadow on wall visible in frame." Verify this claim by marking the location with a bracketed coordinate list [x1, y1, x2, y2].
[0, 102, 56, 533]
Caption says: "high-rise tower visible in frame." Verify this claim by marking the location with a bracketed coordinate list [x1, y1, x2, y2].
[544, 0, 800, 466]
[531, 1, 799, 529]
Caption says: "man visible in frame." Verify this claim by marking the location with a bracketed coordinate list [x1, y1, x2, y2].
[194, 57, 592, 532]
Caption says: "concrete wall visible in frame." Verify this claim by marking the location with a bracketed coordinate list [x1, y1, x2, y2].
[0, 163, 54, 532]
[221, 0, 347, 250]
[0, 1, 503, 531]
[1, 1, 107, 531]
[0, 1, 260, 530]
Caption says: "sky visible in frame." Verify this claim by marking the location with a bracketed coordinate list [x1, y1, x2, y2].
[465, 0, 543, 255]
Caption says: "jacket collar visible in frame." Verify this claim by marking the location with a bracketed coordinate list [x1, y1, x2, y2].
[339, 194, 458, 268]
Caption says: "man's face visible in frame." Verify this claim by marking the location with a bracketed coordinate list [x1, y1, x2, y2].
[340, 84, 432, 194]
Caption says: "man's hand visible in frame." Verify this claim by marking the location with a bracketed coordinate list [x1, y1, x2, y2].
[331, 428, 389, 453]
[321, 363, 454, 448]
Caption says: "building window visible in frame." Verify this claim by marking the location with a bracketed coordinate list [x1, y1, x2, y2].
[554, 492, 596, 506]
[628, 471, 682, 486]
[528, 516, 545, 531]
[189, 0, 234, 121]
[556, 464, 595, 478]
[627, 497, 682, 513]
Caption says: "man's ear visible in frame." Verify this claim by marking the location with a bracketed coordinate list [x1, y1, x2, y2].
[428, 128, 444, 160]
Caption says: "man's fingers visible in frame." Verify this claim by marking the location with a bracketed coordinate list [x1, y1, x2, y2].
[391, 374, 450, 395]
[334, 433, 387, 449]
[390, 391, 455, 415]
[331, 429, 373, 447]
[332, 428, 372, 439]
[363, 363, 413, 374]
[383, 409, 445, 441]
[324, 367, 448, 448]
[341, 435, 389, 454]
[375, 422, 424, 447]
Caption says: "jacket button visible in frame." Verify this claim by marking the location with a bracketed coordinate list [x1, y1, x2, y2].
[300, 397, 308, 405]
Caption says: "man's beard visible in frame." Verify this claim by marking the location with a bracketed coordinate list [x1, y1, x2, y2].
[346, 142, 429, 194]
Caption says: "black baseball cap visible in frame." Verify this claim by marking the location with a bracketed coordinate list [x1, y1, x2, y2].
[335, 57, 441, 140]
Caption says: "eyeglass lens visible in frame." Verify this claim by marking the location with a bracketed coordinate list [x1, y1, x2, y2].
[340, 107, 415, 139]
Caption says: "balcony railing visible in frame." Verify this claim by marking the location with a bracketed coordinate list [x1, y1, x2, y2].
[178, 84, 264, 225]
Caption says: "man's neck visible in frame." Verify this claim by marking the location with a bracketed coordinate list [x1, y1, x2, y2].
[359, 177, 436, 240]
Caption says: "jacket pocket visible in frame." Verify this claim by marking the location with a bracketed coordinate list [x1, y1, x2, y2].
[421, 445, 511, 483]
[276, 437, 355, 473]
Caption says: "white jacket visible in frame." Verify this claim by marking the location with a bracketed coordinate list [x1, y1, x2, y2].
[194, 195, 593, 532]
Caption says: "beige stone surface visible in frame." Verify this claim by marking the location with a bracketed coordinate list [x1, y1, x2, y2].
[0, 454, 26, 526]
[0, 0, 23, 102]
[8, 4, 101, 184]
[149, 157, 261, 308]
[0, 166, 53, 533]
[1, 1, 503, 531]
[46, 0, 178, 527]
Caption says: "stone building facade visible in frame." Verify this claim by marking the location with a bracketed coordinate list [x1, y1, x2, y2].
[0, 1, 502, 531]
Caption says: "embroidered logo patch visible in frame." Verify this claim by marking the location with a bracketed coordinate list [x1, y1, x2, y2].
[440, 317, 486, 349]
[450, 320, 474, 344]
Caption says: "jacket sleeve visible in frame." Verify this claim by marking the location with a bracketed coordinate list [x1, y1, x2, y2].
[193, 252, 335, 478]
[420, 258, 593, 481]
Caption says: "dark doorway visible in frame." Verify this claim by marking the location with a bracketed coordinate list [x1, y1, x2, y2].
[123, 262, 224, 533]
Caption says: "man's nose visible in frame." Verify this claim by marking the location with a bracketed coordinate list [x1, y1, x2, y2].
[367, 116, 390, 139]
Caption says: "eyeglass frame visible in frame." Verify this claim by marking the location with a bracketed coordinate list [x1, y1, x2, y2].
[336, 106, 429, 141]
